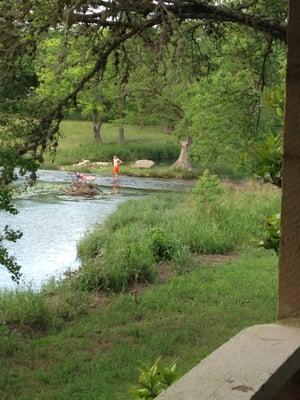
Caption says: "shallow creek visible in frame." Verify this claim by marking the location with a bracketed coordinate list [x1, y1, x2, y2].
[0, 170, 192, 290]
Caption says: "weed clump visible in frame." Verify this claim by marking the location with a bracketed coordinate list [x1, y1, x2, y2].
[0, 289, 53, 332]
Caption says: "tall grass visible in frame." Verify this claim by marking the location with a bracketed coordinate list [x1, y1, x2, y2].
[0, 289, 54, 332]
[0, 283, 91, 333]
[77, 183, 280, 292]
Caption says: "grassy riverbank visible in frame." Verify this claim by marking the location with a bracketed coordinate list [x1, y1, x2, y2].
[0, 181, 280, 399]
[76, 182, 280, 292]
[59, 163, 200, 179]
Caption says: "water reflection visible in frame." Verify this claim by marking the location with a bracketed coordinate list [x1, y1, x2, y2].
[111, 179, 120, 195]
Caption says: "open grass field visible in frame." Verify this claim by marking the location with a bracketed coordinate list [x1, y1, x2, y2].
[59, 121, 173, 146]
[44, 121, 180, 168]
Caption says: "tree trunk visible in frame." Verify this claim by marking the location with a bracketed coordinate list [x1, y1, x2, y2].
[119, 125, 125, 145]
[92, 110, 103, 143]
[164, 123, 174, 135]
[171, 138, 192, 170]
[278, 0, 300, 319]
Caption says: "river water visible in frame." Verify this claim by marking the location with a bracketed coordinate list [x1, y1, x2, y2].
[0, 170, 192, 290]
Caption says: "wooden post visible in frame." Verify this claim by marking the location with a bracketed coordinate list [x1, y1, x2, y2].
[278, 0, 300, 319]
[274, 371, 300, 400]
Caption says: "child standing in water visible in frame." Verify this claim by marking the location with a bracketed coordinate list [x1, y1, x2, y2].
[113, 155, 122, 177]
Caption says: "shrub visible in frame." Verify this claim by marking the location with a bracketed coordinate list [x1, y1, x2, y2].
[129, 358, 177, 399]
[192, 169, 223, 207]
[259, 213, 281, 254]
[253, 134, 282, 188]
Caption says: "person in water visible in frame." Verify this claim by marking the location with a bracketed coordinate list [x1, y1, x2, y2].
[75, 172, 82, 182]
[113, 155, 122, 177]
[75, 172, 94, 184]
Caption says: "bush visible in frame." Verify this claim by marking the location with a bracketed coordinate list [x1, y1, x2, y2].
[129, 358, 177, 399]
[259, 213, 280, 254]
[253, 134, 282, 188]
[192, 169, 223, 207]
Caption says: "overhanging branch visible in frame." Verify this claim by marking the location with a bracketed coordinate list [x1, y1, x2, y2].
[72, 1, 287, 43]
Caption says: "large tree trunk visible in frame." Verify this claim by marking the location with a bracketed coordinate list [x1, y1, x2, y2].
[92, 110, 103, 143]
[278, 0, 300, 319]
[171, 138, 192, 170]
[119, 125, 125, 144]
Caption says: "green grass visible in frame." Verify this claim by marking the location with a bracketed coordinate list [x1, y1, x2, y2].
[0, 181, 280, 399]
[45, 121, 180, 167]
[76, 183, 280, 292]
[0, 247, 277, 400]
[0, 283, 92, 334]
[60, 121, 171, 146]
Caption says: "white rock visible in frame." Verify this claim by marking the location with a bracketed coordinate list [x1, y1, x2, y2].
[72, 160, 111, 168]
[74, 159, 91, 166]
[133, 159, 155, 169]
[94, 162, 111, 166]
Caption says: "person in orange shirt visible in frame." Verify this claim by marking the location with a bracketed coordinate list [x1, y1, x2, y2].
[113, 155, 122, 177]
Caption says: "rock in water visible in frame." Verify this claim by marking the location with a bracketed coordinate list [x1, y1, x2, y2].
[69, 182, 98, 196]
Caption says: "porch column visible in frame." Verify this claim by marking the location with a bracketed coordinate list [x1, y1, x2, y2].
[278, 0, 300, 319]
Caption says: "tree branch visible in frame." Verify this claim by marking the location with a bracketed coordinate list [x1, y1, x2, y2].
[72, 1, 287, 42]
